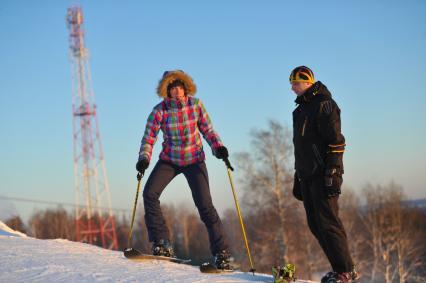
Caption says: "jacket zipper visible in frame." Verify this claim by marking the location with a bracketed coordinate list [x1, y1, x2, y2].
[301, 116, 307, 136]
[312, 144, 325, 167]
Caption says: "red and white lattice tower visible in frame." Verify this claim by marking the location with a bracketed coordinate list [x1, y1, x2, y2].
[66, 6, 118, 250]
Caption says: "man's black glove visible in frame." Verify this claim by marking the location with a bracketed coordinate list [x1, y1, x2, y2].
[215, 146, 229, 159]
[324, 167, 342, 198]
[293, 172, 303, 201]
[136, 158, 149, 174]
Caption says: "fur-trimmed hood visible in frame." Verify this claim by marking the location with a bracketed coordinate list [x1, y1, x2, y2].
[156, 70, 197, 98]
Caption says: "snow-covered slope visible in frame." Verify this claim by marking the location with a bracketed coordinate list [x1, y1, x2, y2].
[0, 221, 314, 282]
[0, 220, 27, 237]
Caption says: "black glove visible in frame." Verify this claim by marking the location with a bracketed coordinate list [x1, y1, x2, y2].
[215, 146, 229, 159]
[136, 158, 149, 174]
[293, 172, 303, 201]
[324, 168, 342, 198]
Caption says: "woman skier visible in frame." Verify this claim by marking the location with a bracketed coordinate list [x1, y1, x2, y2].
[136, 70, 231, 270]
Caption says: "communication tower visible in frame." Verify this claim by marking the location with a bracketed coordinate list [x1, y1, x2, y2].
[66, 6, 118, 249]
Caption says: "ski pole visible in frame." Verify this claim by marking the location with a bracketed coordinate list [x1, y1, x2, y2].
[224, 158, 256, 274]
[127, 172, 143, 248]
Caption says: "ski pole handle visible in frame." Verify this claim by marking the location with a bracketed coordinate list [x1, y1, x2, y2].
[223, 158, 234, 171]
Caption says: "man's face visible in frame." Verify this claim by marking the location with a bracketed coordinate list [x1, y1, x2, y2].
[169, 85, 185, 100]
[291, 82, 312, 96]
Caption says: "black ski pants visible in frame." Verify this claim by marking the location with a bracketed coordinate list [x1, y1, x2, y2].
[300, 177, 354, 273]
[143, 159, 228, 255]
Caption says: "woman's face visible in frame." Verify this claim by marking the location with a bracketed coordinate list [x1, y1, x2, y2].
[169, 85, 186, 100]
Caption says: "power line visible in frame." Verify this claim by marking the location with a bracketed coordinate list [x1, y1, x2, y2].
[0, 196, 131, 213]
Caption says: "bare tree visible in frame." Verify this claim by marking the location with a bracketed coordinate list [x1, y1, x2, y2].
[234, 120, 297, 272]
[28, 207, 74, 240]
[4, 215, 27, 235]
[115, 214, 130, 250]
[338, 189, 370, 276]
[362, 183, 400, 283]
[176, 207, 209, 262]
[360, 183, 426, 283]
[396, 206, 426, 283]
[131, 204, 151, 253]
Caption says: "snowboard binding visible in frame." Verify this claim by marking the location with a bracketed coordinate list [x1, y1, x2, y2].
[214, 249, 232, 270]
[321, 268, 359, 283]
[152, 239, 175, 258]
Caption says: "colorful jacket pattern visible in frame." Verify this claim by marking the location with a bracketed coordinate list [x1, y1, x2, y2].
[139, 97, 223, 166]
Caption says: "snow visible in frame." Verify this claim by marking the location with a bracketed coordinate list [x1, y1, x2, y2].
[0, 220, 27, 237]
[0, 221, 315, 282]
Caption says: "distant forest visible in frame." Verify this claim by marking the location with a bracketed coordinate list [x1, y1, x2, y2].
[5, 121, 426, 283]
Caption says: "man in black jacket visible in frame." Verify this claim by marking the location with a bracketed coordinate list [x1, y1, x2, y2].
[290, 66, 357, 283]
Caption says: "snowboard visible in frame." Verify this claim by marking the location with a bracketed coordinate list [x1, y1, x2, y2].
[124, 248, 191, 264]
[199, 262, 235, 273]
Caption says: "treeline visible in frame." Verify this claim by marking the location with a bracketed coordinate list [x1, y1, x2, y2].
[5, 189, 425, 283]
[5, 121, 426, 282]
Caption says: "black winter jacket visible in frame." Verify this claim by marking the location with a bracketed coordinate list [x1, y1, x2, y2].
[292, 81, 345, 180]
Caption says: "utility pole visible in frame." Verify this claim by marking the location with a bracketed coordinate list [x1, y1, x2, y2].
[66, 6, 118, 250]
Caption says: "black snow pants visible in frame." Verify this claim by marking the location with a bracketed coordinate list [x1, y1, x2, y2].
[300, 177, 354, 273]
[143, 159, 228, 255]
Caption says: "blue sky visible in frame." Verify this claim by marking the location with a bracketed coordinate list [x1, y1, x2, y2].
[1, 0, 425, 221]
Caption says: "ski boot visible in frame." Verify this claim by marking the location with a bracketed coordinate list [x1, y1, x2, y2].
[272, 263, 296, 283]
[152, 239, 175, 258]
[214, 249, 232, 270]
[321, 268, 359, 283]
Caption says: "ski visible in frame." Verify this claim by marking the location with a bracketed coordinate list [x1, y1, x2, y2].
[199, 262, 234, 273]
[124, 248, 191, 264]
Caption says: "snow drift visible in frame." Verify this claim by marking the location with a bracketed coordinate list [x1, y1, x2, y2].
[0, 221, 316, 282]
[0, 220, 27, 237]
